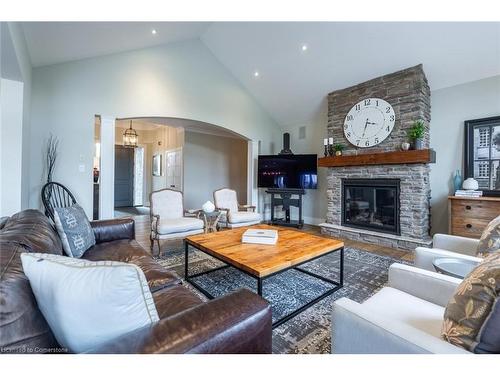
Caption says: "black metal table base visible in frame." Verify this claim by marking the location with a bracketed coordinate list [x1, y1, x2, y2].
[184, 241, 344, 329]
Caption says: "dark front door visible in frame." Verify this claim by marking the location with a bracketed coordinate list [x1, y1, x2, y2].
[114, 145, 134, 207]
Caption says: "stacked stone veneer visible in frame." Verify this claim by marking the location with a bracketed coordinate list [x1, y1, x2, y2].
[320, 65, 432, 250]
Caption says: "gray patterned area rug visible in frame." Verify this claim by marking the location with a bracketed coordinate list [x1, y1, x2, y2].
[154, 241, 409, 354]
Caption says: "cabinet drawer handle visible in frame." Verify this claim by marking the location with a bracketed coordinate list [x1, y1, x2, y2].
[466, 224, 472, 229]
[465, 205, 471, 210]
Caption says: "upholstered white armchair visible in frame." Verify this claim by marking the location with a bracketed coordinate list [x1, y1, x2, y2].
[332, 263, 470, 354]
[414, 233, 482, 272]
[213, 188, 261, 228]
[150, 189, 204, 254]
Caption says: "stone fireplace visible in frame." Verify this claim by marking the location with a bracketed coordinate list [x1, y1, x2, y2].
[319, 65, 433, 250]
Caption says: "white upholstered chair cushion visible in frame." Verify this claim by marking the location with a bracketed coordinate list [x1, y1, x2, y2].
[228, 211, 261, 224]
[151, 189, 183, 220]
[157, 217, 204, 235]
[213, 189, 239, 213]
[362, 287, 444, 337]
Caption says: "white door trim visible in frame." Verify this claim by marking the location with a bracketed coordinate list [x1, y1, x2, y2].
[99, 116, 116, 219]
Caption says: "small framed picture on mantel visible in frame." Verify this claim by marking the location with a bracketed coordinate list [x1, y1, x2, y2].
[464, 116, 500, 197]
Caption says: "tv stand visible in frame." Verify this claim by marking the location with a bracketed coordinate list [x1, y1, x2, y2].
[266, 188, 305, 228]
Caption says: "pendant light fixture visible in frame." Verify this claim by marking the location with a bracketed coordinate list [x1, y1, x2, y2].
[123, 120, 138, 148]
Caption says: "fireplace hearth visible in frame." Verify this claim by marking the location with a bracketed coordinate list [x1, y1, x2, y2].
[342, 179, 400, 235]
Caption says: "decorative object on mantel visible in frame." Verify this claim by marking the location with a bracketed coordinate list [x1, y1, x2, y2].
[334, 144, 345, 156]
[409, 120, 425, 150]
[401, 142, 410, 151]
[328, 137, 334, 156]
[318, 149, 436, 168]
[323, 138, 328, 157]
[202, 200, 215, 213]
[453, 169, 462, 192]
[463, 177, 479, 191]
[123, 120, 138, 148]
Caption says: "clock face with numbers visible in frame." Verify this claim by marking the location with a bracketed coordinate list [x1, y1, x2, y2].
[344, 98, 395, 148]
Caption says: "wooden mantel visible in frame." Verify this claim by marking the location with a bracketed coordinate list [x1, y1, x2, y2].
[318, 149, 436, 168]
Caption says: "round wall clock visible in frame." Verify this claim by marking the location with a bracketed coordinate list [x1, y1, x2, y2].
[343, 98, 395, 148]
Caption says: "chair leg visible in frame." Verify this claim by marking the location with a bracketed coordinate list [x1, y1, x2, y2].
[150, 239, 154, 253]
[157, 239, 161, 256]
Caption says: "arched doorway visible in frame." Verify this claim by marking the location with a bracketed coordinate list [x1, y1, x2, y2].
[94, 116, 258, 219]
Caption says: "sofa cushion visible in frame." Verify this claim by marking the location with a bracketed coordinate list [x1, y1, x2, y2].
[157, 217, 204, 235]
[0, 244, 59, 353]
[228, 211, 261, 224]
[0, 209, 63, 255]
[363, 287, 444, 338]
[153, 285, 203, 319]
[53, 204, 95, 258]
[442, 252, 500, 353]
[83, 239, 181, 290]
[476, 214, 500, 257]
[21, 253, 160, 353]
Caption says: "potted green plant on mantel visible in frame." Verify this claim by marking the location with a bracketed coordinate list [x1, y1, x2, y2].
[409, 120, 426, 150]
[334, 144, 345, 156]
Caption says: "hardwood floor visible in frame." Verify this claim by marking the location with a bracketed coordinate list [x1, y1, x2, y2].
[129, 215, 414, 262]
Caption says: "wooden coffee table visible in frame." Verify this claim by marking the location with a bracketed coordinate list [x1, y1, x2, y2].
[184, 224, 344, 328]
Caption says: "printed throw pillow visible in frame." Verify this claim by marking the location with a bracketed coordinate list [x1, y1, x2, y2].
[21, 253, 160, 353]
[441, 252, 500, 353]
[53, 204, 95, 258]
[476, 214, 500, 258]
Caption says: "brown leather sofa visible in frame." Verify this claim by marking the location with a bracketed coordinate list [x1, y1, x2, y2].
[0, 209, 272, 354]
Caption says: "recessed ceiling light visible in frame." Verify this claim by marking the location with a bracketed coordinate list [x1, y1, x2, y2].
[301, 44, 308, 52]
[254, 71, 260, 78]
[151, 29, 157, 35]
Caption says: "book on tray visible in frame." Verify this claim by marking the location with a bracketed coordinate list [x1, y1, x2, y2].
[242, 229, 278, 245]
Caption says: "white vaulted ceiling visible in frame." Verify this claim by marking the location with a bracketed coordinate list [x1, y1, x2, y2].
[21, 21, 500, 126]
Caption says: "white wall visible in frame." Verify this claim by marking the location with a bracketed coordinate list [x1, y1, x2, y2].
[183, 131, 247, 209]
[1, 79, 24, 216]
[430, 75, 500, 234]
[30, 39, 282, 217]
[5, 23, 32, 210]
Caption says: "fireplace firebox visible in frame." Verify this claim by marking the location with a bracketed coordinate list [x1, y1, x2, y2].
[342, 179, 400, 235]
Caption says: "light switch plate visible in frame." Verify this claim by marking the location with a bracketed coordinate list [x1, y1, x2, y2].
[78, 163, 85, 173]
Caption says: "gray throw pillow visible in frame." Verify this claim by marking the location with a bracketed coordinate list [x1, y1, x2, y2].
[53, 204, 95, 258]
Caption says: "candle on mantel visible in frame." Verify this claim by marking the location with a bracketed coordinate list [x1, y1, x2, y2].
[328, 137, 334, 145]
[323, 138, 328, 146]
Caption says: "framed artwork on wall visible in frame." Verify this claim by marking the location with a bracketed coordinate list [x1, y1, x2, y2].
[152, 154, 162, 177]
[464, 116, 500, 196]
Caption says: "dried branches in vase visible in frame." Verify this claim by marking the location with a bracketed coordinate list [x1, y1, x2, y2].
[45, 134, 59, 183]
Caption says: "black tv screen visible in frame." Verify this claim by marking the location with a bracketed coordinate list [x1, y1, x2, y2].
[258, 154, 318, 189]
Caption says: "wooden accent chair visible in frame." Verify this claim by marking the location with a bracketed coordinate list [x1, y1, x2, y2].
[150, 188, 204, 254]
[41, 181, 77, 221]
[213, 188, 261, 229]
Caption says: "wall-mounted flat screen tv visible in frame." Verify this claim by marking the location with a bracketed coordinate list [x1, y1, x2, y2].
[257, 154, 318, 189]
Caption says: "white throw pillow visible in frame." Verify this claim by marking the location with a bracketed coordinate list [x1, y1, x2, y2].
[21, 253, 159, 353]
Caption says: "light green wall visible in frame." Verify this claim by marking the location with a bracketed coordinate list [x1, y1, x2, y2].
[183, 131, 248, 210]
[430, 75, 500, 234]
[30, 39, 282, 217]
